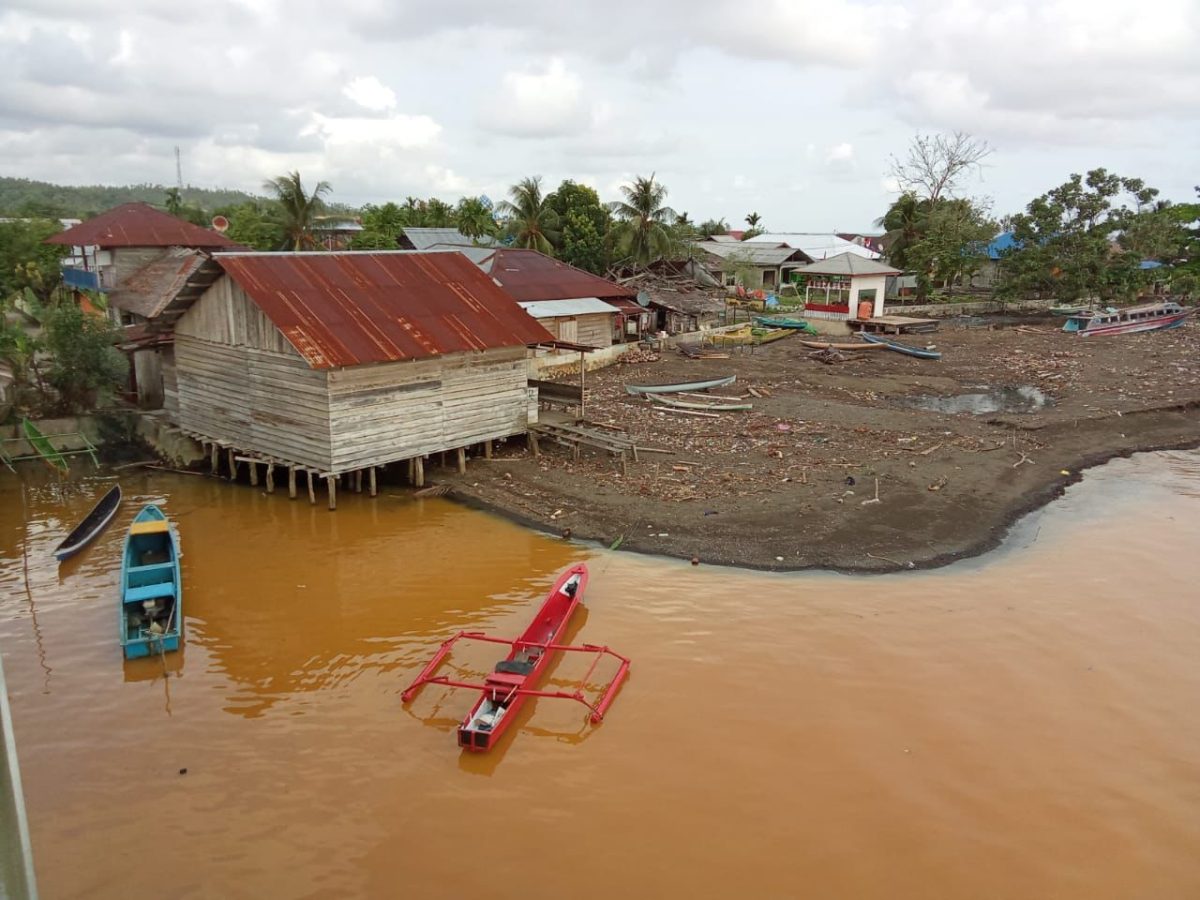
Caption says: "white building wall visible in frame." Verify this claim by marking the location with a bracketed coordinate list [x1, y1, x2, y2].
[849, 275, 888, 318]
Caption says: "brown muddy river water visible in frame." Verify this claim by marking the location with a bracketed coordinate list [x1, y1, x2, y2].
[2, 452, 1199, 899]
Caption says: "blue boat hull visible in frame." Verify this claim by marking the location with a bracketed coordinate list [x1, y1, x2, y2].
[859, 332, 942, 359]
[119, 504, 183, 658]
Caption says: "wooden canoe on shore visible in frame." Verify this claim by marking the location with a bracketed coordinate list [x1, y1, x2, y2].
[54, 483, 122, 562]
[859, 332, 943, 359]
[654, 395, 753, 412]
[798, 340, 887, 351]
[22, 419, 69, 473]
[626, 375, 736, 395]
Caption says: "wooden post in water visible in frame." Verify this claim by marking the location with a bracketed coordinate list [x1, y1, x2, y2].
[414, 456, 425, 488]
[228, 449, 238, 480]
[407, 458, 414, 484]
[248, 461, 258, 487]
[307, 470, 316, 505]
[266, 463, 275, 494]
[327, 476, 337, 510]
[354, 470, 362, 493]
[288, 466, 297, 499]
[457, 447, 466, 474]
[368, 467, 377, 497]
[210, 443, 219, 475]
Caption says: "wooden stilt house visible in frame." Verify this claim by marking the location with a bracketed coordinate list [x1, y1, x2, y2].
[168, 251, 555, 498]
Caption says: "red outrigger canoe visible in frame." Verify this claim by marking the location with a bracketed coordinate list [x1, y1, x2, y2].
[401, 563, 629, 751]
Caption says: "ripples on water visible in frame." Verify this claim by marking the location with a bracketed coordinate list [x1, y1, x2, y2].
[1, 453, 1199, 899]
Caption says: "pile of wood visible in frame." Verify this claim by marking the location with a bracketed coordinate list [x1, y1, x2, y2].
[619, 348, 661, 364]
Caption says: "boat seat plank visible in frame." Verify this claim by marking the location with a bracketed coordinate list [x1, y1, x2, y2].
[124, 582, 177, 603]
[129, 520, 169, 535]
[126, 562, 175, 576]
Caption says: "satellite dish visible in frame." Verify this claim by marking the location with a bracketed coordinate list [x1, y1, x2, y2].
[211, 215, 229, 233]
[636, 290, 651, 307]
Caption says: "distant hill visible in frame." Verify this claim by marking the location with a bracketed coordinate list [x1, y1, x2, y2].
[0, 177, 261, 218]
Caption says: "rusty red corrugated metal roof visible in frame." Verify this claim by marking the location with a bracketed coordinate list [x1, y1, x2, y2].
[46, 202, 240, 249]
[485, 249, 636, 303]
[215, 251, 555, 369]
[109, 250, 209, 319]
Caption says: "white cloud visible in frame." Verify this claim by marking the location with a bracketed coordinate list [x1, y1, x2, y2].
[108, 28, 134, 65]
[342, 75, 396, 112]
[825, 143, 854, 163]
[480, 57, 588, 138]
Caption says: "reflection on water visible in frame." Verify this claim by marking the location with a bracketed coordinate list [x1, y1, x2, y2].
[908, 384, 1049, 415]
[1, 453, 1199, 899]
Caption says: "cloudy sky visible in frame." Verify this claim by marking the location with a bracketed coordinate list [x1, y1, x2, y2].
[1, 0, 1197, 230]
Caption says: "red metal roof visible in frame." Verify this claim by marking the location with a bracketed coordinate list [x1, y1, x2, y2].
[486, 249, 636, 303]
[46, 202, 240, 249]
[216, 252, 555, 369]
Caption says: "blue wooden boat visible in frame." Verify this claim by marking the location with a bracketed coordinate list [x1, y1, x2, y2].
[858, 331, 942, 360]
[119, 505, 182, 659]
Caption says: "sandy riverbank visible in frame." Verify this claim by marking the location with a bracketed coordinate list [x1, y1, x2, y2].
[441, 316, 1200, 571]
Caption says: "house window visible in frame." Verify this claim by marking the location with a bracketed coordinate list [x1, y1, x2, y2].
[724, 273, 737, 287]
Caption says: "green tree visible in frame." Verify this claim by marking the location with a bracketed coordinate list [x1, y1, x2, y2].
[454, 196, 497, 240]
[263, 171, 331, 250]
[697, 217, 728, 238]
[903, 198, 996, 296]
[40, 301, 128, 413]
[609, 174, 678, 268]
[1000, 169, 1165, 303]
[214, 201, 285, 251]
[874, 192, 930, 270]
[0, 218, 66, 302]
[350, 202, 407, 249]
[164, 188, 183, 216]
[496, 176, 560, 254]
[545, 180, 610, 272]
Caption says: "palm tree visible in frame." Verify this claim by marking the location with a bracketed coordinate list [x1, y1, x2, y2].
[745, 212, 761, 228]
[496, 177, 559, 253]
[609, 174, 678, 267]
[875, 192, 930, 270]
[164, 188, 183, 216]
[263, 171, 331, 250]
[455, 197, 497, 240]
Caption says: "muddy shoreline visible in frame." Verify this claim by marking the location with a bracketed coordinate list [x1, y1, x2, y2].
[439, 320, 1200, 572]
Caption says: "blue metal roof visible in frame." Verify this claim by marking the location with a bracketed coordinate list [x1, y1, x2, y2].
[986, 232, 1019, 260]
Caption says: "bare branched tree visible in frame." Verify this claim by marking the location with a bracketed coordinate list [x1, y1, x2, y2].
[888, 131, 993, 203]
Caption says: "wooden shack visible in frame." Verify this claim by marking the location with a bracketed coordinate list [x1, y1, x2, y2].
[170, 251, 554, 503]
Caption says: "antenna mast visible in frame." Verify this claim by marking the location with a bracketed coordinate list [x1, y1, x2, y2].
[175, 146, 183, 191]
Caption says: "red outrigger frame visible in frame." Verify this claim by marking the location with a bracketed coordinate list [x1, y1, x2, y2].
[401, 563, 629, 751]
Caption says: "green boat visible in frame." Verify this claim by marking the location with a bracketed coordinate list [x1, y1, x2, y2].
[22, 418, 69, 474]
[754, 316, 818, 334]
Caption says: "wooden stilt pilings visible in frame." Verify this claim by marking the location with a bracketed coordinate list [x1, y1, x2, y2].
[414, 456, 425, 488]
[326, 476, 337, 510]
[368, 467, 377, 497]
[210, 442, 219, 475]
[307, 470, 316, 504]
[288, 466, 297, 499]
[456, 447, 467, 474]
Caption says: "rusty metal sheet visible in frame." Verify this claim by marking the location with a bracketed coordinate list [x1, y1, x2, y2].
[216, 252, 555, 369]
[487, 249, 636, 303]
[46, 202, 239, 249]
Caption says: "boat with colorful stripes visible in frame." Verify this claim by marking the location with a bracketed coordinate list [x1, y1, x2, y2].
[1063, 301, 1193, 336]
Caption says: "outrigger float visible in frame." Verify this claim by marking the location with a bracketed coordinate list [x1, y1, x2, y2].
[401, 563, 629, 752]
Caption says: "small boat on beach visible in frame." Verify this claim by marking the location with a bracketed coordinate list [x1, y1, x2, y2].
[1050, 304, 1090, 317]
[54, 483, 122, 562]
[858, 332, 942, 359]
[1063, 301, 1192, 336]
[119, 505, 182, 660]
[754, 315, 817, 333]
[655, 395, 753, 412]
[401, 563, 629, 752]
[799, 339, 887, 351]
[626, 375, 736, 395]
